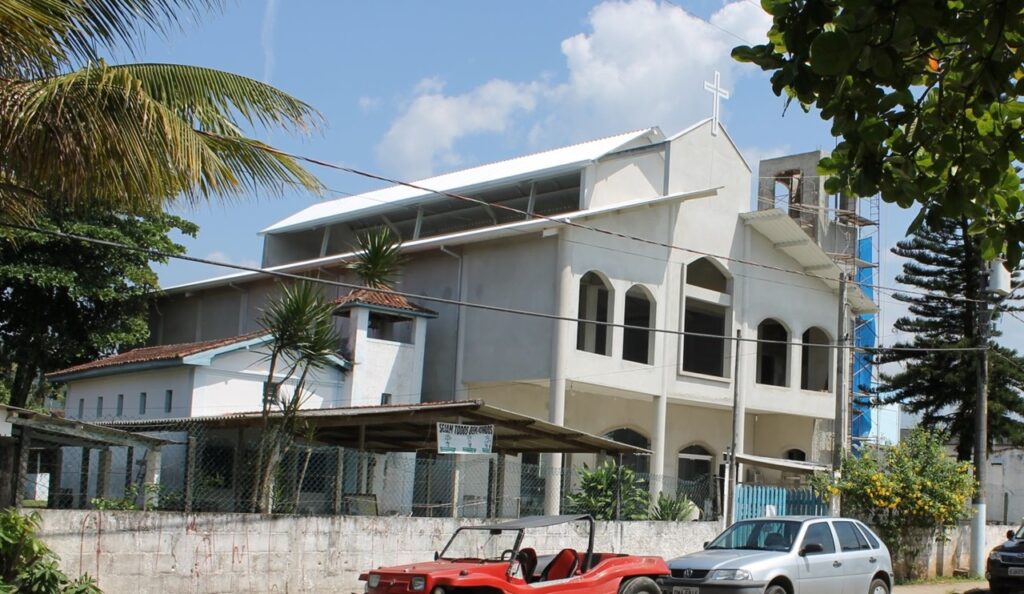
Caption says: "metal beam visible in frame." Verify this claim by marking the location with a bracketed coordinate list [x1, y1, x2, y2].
[412, 207, 424, 240]
[773, 238, 811, 248]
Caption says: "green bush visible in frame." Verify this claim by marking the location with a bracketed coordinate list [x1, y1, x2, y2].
[0, 508, 102, 593]
[650, 492, 696, 521]
[566, 461, 650, 520]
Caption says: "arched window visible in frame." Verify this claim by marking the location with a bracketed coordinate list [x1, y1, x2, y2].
[801, 327, 830, 391]
[678, 445, 713, 483]
[577, 272, 612, 356]
[604, 428, 650, 475]
[785, 448, 807, 462]
[756, 318, 789, 387]
[682, 258, 731, 377]
[623, 285, 655, 364]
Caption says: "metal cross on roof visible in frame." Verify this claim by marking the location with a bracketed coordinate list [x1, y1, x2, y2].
[704, 71, 730, 137]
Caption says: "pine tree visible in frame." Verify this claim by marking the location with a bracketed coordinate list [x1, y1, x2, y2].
[877, 218, 1024, 460]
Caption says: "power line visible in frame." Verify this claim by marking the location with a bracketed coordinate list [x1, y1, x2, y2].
[0, 221, 987, 354]
[248, 141, 988, 306]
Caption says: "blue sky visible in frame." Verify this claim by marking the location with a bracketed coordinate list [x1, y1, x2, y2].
[125, 0, 1020, 350]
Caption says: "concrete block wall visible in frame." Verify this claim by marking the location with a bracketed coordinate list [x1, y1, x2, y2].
[35, 510, 721, 594]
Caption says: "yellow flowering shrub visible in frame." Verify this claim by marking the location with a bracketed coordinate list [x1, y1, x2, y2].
[811, 428, 976, 580]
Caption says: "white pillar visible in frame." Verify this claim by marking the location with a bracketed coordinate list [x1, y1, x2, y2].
[143, 448, 162, 510]
[650, 392, 667, 497]
[544, 232, 573, 515]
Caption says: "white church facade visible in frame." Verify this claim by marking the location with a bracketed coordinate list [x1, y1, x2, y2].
[56, 116, 875, 517]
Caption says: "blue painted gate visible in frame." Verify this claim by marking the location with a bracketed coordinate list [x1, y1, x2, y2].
[734, 484, 827, 520]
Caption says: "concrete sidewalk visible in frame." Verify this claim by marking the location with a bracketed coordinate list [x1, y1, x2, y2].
[893, 581, 989, 594]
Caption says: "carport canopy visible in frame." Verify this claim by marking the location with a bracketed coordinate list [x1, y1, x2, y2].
[100, 399, 650, 455]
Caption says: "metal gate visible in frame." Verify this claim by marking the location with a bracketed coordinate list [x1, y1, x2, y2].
[734, 484, 827, 520]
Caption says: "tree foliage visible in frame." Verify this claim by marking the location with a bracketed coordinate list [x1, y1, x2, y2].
[874, 218, 1024, 459]
[348, 227, 407, 290]
[0, 209, 195, 408]
[734, 0, 1024, 264]
[566, 461, 650, 521]
[0, 0, 322, 222]
[812, 429, 976, 579]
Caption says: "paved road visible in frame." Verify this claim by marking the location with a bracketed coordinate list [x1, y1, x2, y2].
[893, 581, 990, 594]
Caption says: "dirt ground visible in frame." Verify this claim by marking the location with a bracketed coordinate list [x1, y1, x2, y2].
[892, 581, 992, 594]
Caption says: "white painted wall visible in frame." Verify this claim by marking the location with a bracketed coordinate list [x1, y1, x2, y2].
[343, 308, 428, 407]
[64, 367, 195, 421]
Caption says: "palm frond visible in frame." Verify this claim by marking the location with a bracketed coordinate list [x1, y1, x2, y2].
[349, 227, 407, 290]
[0, 0, 222, 77]
[0, 61, 322, 214]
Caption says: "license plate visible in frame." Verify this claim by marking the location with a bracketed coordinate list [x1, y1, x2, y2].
[672, 588, 699, 594]
[1009, 567, 1024, 576]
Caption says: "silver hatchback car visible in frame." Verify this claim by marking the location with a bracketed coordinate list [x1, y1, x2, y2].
[657, 516, 894, 594]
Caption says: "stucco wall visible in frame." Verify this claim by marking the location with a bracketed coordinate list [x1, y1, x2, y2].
[35, 510, 720, 594]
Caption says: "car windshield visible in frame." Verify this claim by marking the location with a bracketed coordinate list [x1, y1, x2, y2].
[439, 528, 521, 561]
[1016, 526, 1024, 540]
[706, 519, 801, 551]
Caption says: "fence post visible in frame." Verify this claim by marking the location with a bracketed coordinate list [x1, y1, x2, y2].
[450, 454, 461, 519]
[184, 436, 197, 513]
[79, 447, 91, 507]
[332, 447, 345, 515]
[124, 446, 134, 495]
[15, 428, 32, 507]
[615, 453, 623, 521]
[231, 428, 244, 512]
[96, 448, 112, 500]
[47, 448, 63, 509]
[143, 448, 162, 510]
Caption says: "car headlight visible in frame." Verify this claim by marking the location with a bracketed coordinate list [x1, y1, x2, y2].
[709, 569, 752, 580]
[367, 574, 380, 588]
[431, 588, 445, 594]
[410, 576, 426, 591]
[990, 550, 1001, 560]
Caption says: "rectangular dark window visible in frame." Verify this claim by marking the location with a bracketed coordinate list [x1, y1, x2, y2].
[801, 522, 836, 554]
[381, 393, 392, 405]
[682, 300, 727, 377]
[139, 392, 147, 415]
[77, 398, 84, 418]
[116, 394, 124, 416]
[833, 521, 870, 551]
[164, 390, 173, 413]
[95, 396, 103, 418]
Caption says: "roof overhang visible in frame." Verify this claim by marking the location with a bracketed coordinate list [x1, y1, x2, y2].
[160, 186, 722, 296]
[735, 452, 831, 475]
[741, 209, 877, 314]
[1, 405, 172, 449]
[97, 400, 651, 455]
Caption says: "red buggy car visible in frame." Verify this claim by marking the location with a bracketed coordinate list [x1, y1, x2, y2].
[360, 514, 669, 594]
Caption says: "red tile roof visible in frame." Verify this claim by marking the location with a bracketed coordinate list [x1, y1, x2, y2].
[333, 288, 437, 316]
[47, 332, 269, 379]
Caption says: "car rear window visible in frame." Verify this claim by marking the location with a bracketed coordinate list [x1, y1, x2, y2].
[801, 522, 836, 555]
[833, 521, 870, 551]
[854, 522, 880, 549]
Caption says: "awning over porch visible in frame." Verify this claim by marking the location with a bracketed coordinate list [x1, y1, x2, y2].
[1, 404, 172, 449]
[735, 452, 830, 475]
[98, 399, 650, 455]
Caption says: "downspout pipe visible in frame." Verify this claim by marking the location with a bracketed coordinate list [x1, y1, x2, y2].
[440, 246, 465, 401]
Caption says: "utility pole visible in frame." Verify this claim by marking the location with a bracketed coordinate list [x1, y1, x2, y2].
[728, 329, 743, 525]
[970, 278, 992, 577]
[831, 273, 849, 516]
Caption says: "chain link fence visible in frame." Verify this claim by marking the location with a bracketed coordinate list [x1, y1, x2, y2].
[16, 417, 725, 520]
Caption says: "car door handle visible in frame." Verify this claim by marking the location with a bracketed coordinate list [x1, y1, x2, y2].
[869, 557, 877, 564]
[833, 561, 843, 568]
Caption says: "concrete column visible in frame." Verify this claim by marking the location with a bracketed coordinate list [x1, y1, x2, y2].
[78, 447, 91, 507]
[183, 436, 197, 512]
[143, 448, 162, 510]
[544, 232, 573, 515]
[0, 437, 15, 508]
[96, 448, 112, 500]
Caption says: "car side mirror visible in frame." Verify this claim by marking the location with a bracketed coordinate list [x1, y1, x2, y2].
[702, 541, 709, 549]
[1009, 530, 1016, 541]
[800, 543, 824, 556]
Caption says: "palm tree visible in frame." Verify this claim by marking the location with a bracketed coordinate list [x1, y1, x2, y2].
[253, 282, 339, 513]
[348, 227, 407, 289]
[0, 0, 322, 222]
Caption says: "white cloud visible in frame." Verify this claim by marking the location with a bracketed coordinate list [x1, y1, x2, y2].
[376, 79, 539, 179]
[375, 0, 772, 178]
[260, 0, 278, 84]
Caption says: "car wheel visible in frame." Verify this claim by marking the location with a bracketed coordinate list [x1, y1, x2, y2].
[868, 578, 889, 594]
[988, 582, 1009, 594]
[765, 585, 789, 594]
[618, 577, 660, 594]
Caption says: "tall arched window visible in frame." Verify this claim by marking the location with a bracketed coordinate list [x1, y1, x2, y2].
[623, 285, 655, 364]
[801, 327, 830, 391]
[604, 428, 650, 475]
[756, 318, 789, 386]
[682, 257, 731, 377]
[577, 272, 612, 356]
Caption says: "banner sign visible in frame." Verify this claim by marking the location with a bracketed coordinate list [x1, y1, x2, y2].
[437, 423, 494, 454]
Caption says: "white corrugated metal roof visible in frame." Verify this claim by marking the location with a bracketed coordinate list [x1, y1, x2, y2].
[741, 209, 877, 313]
[261, 128, 662, 234]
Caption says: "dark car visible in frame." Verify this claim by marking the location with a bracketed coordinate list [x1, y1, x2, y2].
[988, 524, 1024, 594]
